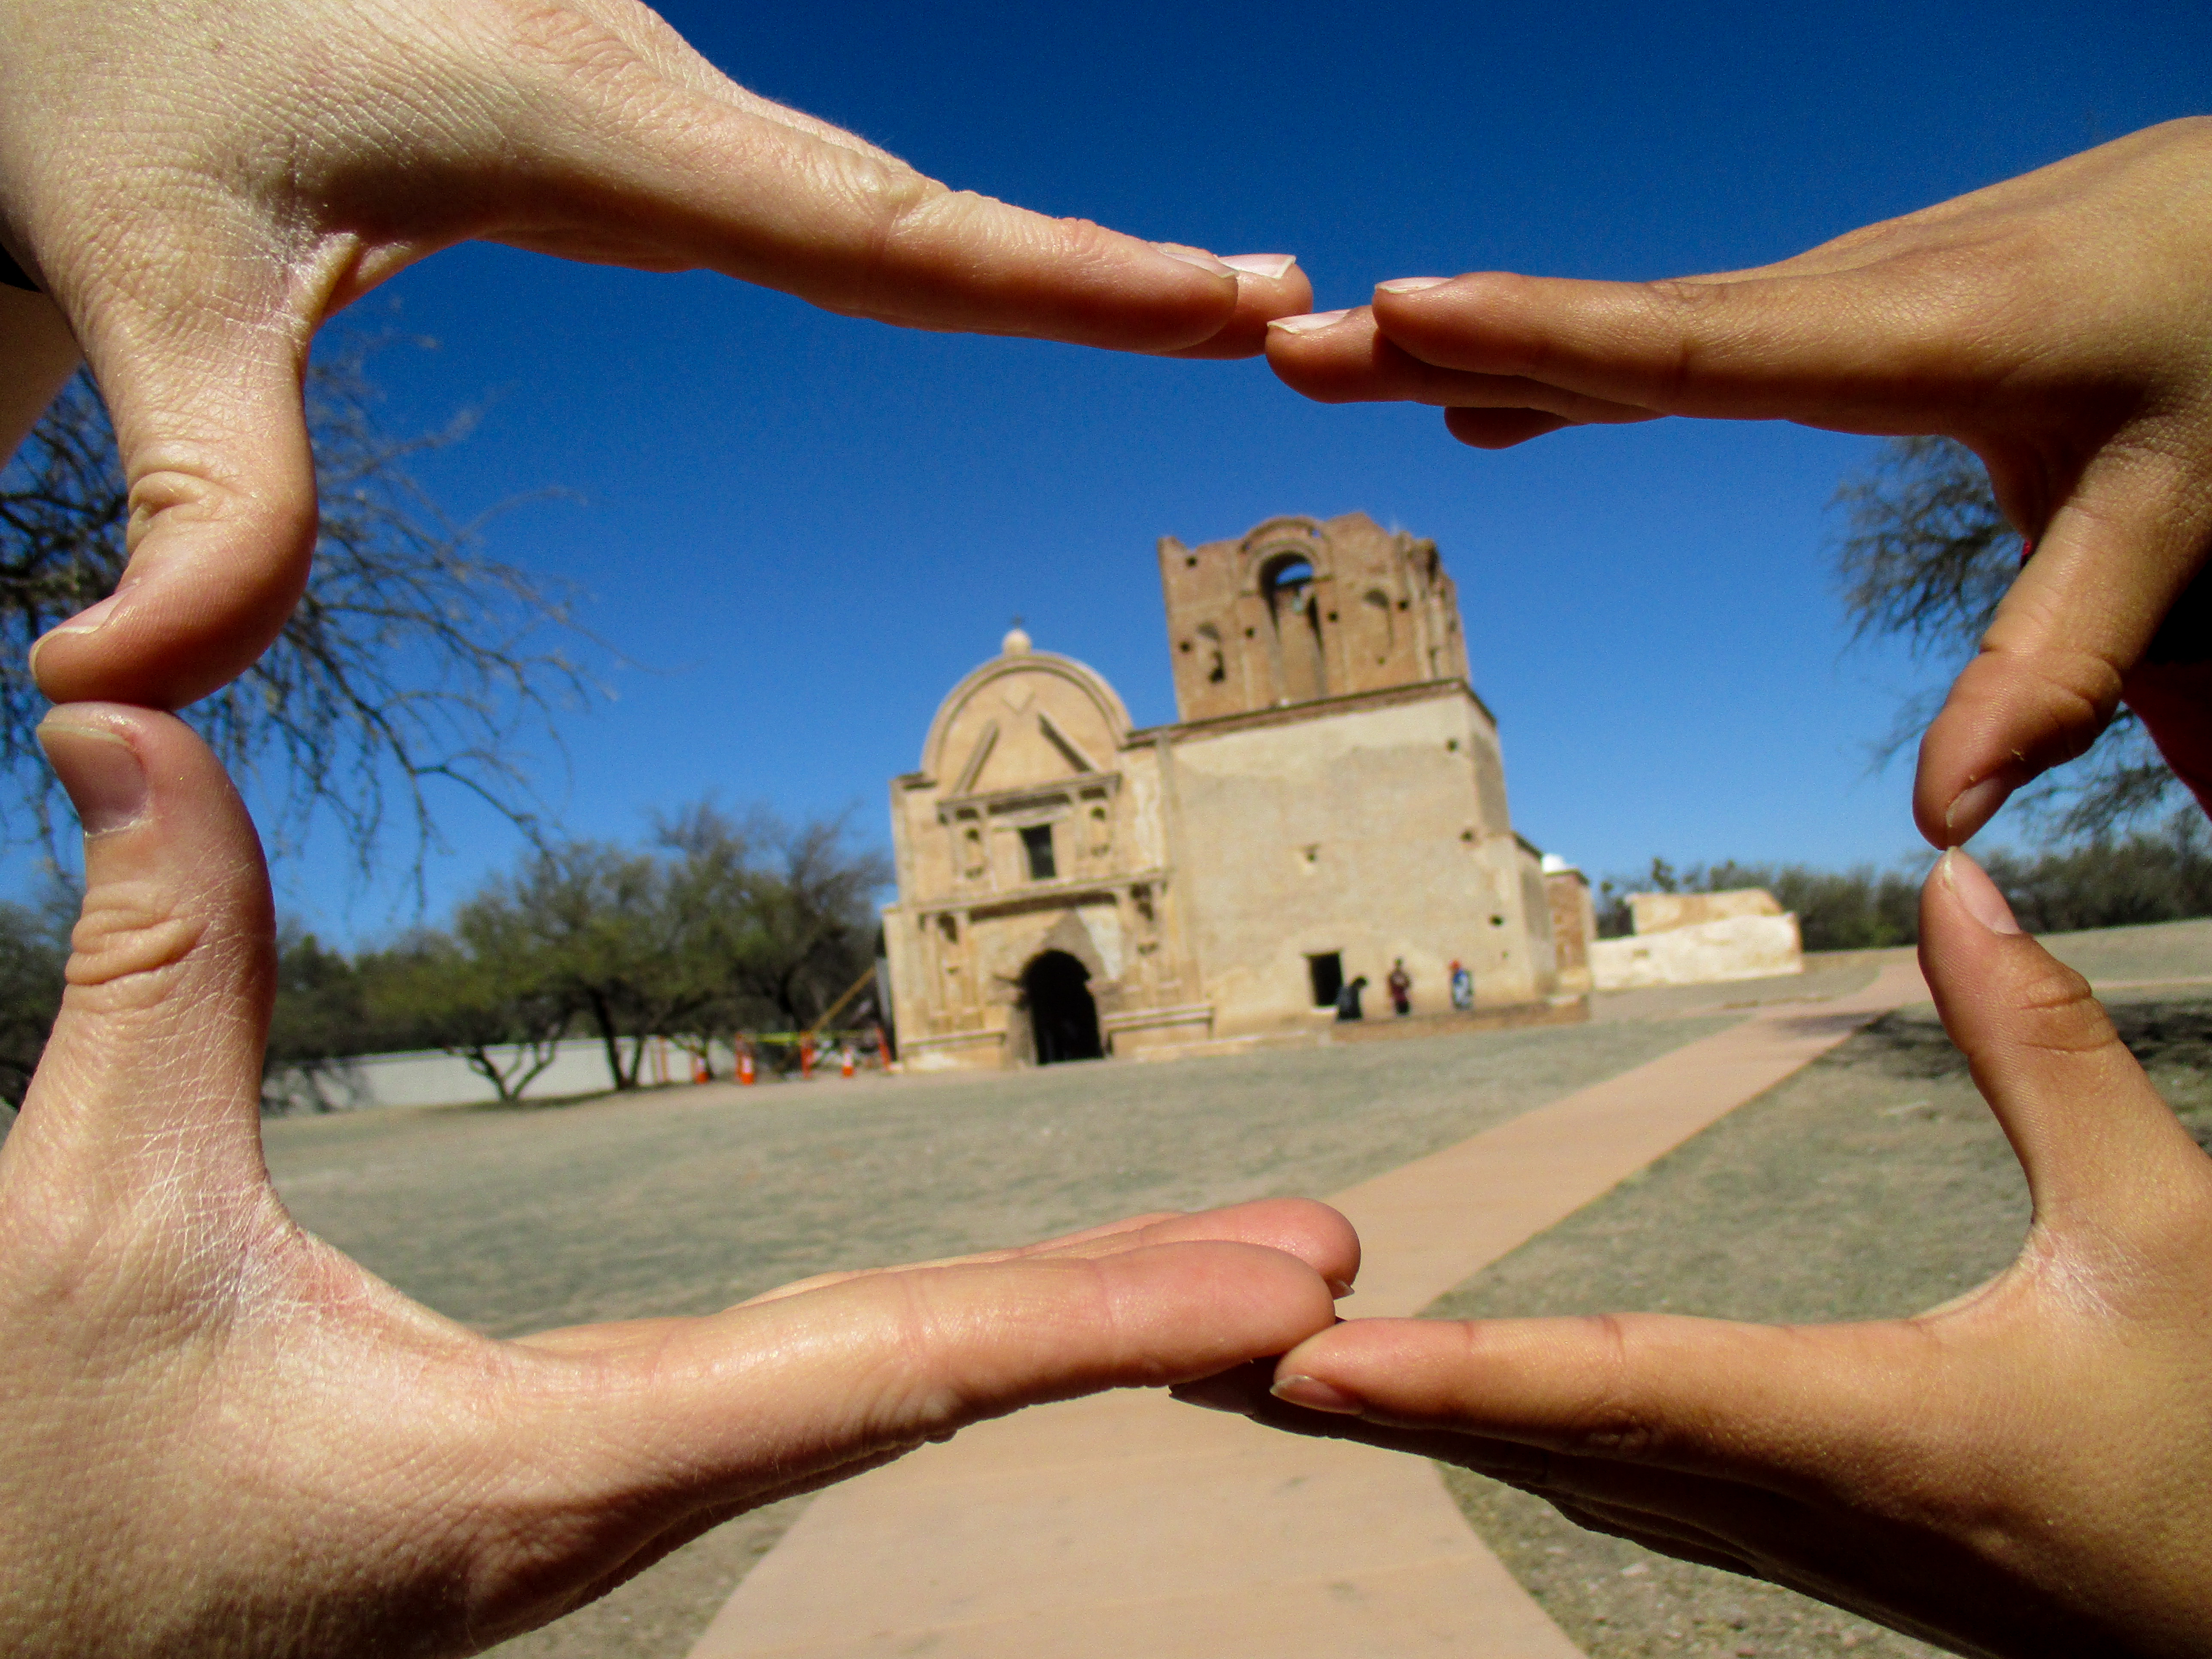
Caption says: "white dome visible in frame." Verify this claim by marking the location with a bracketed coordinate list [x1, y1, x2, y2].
[1002, 626, 1033, 656]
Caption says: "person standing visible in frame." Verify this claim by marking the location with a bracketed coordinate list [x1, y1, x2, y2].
[1386, 959, 1413, 1017]
[1334, 975, 1369, 1022]
[1449, 960, 1474, 1012]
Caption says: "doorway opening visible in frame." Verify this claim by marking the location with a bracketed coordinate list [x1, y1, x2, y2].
[1306, 951, 1344, 1008]
[1023, 950, 1103, 1064]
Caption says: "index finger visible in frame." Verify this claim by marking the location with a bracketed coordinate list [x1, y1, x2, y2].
[1283, 268, 1990, 434]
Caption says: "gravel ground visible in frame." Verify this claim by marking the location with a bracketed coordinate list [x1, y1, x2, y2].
[265, 1009, 1737, 1658]
[256, 919, 2212, 1659]
[1425, 982, 2212, 1659]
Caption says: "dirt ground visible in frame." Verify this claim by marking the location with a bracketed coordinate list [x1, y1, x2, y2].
[254, 918, 2212, 1659]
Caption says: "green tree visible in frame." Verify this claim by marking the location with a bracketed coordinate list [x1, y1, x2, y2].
[464, 840, 721, 1092]
[716, 807, 891, 1035]
[362, 931, 571, 1105]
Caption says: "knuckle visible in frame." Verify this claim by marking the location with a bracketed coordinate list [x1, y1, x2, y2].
[1952, 645, 2122, 764]
[2006, 959, 2127, 1060]
[1640, 279, 1729, 400]
[65, 880, 207, 1006]
[1556, 1314, 1667, 1460]
[497, 3, 646, 84]
[127, 466, 317, 559]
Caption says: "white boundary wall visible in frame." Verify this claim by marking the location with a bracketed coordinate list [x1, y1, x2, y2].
[1589, 913, 1804, 991]
[264, 1035, 724, 1114]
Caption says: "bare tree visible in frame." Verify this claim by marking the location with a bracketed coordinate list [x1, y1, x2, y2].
[1834, 436, 2174, 839]
[0, 334, 596, 884]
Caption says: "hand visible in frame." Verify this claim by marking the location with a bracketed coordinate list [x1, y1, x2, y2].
[1264, 118, 2212, 848]
[0, 0, 1310, 714]
[0, 705, 1354, 1658]
[1177, 849, 2212, 1658]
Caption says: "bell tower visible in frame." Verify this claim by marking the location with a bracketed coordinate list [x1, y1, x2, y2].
[1157, 512, 1469, 723]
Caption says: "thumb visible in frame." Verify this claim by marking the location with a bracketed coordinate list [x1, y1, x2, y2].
[1911, 441, 2212, 844]
[1917, 848, 2206, 1228]
[14, 705, 276, 1194]
[28, 274, 316, 711]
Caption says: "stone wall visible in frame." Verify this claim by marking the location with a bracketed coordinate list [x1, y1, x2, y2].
[1165, 683, 1552, 1033]
[1544, 864, 1596, 993]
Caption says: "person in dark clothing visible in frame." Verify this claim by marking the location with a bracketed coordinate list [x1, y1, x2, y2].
[1334, 975, 1369, 1022]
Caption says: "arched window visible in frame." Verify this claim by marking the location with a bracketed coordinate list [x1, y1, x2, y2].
[1260, 553, 1327, 702]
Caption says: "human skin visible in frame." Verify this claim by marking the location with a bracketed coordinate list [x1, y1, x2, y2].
[0, 0, 1311, 714]
[1180, 852, 2212, 1658]
[0, 704, 1357, 1658]
[1263, 117, 2212, 853]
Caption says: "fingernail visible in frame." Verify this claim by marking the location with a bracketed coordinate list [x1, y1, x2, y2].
[1270, 1373, 1364, 1414]
[1326, 1279, 1356, 1299]
[1153, 243, 1235, 277]
[1940, 849, 2021, 936]
[50, 592, 124, 636]
[1944, 775, 2014, 841]
[27, 592, 126, 684]
[1266, 310, 1352, 336]
[1377, 277, 1451, 294]
[1220, 254, 1297, 280]
[38, 718, 149, 837]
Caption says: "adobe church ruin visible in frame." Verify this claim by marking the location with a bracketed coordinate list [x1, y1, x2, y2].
[879, 513, 1574, 1069]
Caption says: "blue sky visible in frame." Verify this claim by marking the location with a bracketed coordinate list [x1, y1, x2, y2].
[170, 0, 2212, 935]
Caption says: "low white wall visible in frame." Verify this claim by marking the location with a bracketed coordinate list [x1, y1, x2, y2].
[265, 1035, 718, 1114]
[1589, 913, 1803, 991]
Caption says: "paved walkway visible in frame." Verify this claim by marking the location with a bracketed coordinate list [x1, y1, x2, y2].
[690, 964, 1929, 1659]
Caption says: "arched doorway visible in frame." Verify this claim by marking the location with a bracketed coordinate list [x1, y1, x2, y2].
[1023, 950, 1103, 1064]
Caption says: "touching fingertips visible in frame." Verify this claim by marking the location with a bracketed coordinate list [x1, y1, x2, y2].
[37, 717, 150, 837]
[1939, 849, 2022, 936]
[1270, 1373, 1365, 1414]
[1267, 310, 1352, 337]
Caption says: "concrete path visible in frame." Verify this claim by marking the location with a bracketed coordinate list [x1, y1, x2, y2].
[690, 963, 1929, 1659]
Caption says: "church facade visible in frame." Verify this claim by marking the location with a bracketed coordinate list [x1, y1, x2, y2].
[879, 513, 1562, 1070]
